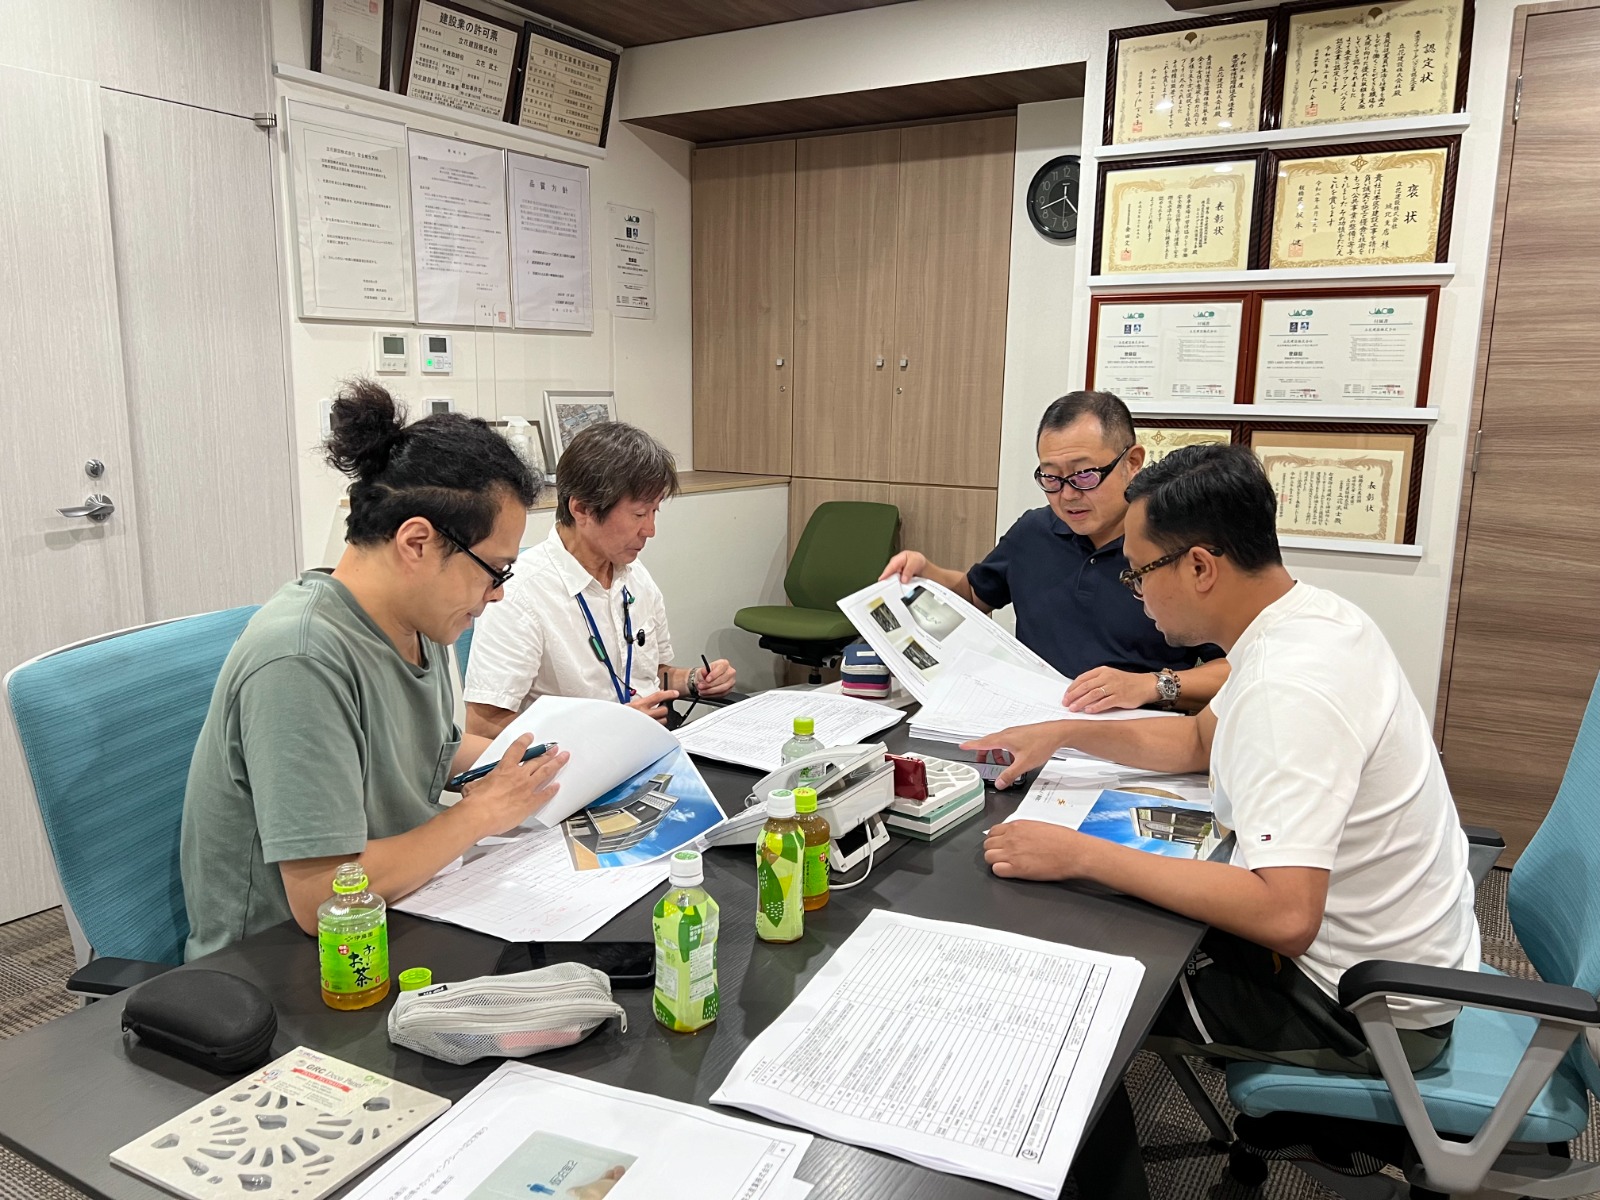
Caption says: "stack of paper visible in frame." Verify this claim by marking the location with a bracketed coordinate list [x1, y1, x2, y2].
[675, 689, 904, 772]
[345, 1063, 813, 1200]
[712, 910, 1144, 1200]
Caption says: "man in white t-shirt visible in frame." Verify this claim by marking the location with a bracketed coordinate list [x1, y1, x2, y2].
[464, 423, 735, 735]
[966, 443, 1480, 1072]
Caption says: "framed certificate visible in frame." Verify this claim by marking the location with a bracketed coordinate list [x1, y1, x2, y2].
[1250, 424, 1425, 543]
[1095, 153, 1263, 274]
[510, 22, 620, 149]
[312, 0, 394, 90]
[401, 0, 520, 120]
[1252, 287, 1439, 407]
[1278, 0, 1471, 129]
[1088, 293, 1250, 405]
[1135, 421, 1240, 465]
[1105, 15, 1275, 145]
[1265, 138, 1459, 268]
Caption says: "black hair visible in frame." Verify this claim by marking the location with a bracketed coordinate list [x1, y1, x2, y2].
[1036, 390, 1136, 448]
[323, 378, 540, 549]
[555, 421, 680, 527]
[1123, 443, 1283, 572]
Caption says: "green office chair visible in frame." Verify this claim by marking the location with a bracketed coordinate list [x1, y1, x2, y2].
[734, 501, 899, 683]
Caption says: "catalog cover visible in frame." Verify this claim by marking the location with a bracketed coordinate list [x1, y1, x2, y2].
[560, 745, 725, 871]
[1079, 785, 1217, 860]
[111, 1047, 449, 1200]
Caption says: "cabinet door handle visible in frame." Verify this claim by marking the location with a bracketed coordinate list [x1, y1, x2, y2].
[875, 356, 885, 369]
[775, 357, 785, 368]
[899, 357, 909, 369]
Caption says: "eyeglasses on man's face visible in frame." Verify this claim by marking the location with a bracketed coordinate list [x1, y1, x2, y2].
[437, 527, 514, 591]
[1034, 444, 1134, 494]
[1119, 545, 1224, 599]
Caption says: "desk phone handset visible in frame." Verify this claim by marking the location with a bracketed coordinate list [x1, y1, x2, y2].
[701, 743, 895, 871]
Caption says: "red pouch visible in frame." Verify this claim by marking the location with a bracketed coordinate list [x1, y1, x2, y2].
[887, 753, 928, 801]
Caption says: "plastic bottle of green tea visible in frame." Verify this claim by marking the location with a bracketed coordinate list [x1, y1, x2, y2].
[794, 786, 831, 911]
[780, 717, 825, 786]
[317, 862, 390, 1011]
[756, 790, 805, 943]
[652, 850, 720, 1032]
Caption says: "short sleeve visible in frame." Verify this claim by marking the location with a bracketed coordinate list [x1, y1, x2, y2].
[464, 588, 544, 711]
[238, 657, 370, 864]
[967, 523, 1019, 611]
[651, 592, 675, 669]
[1221, 680, 1365, 873]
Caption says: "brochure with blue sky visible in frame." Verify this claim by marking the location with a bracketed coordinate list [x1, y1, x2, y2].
[559, 745, 724, 871]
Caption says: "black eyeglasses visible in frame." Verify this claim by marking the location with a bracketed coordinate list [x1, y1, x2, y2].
[1119, 546, 1224, 599]
[437, 527, 514, 591]
[1035, 444, 1134, 494]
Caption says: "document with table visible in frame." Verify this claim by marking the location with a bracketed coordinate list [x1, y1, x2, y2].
[713, 909, 1144, 1200]
[675, 689, 904, 771]
[344, 1063, 813, 1200]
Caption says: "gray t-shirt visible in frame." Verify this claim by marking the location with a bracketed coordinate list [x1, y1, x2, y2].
[180, 571, 459, 960]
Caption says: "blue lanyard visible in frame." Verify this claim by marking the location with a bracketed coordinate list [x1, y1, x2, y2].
[576, 588, 635, 705]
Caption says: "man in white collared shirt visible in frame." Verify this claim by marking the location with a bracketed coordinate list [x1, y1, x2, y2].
[464, 422, 735, 733]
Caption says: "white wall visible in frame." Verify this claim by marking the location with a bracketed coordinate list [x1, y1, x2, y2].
[620, 0, 1521, 715]
[270, 0, 695, 565]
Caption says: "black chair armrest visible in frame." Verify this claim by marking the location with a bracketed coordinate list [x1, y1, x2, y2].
[1461, 824, 1506, 848]
[693, 689, 749, 709]
[67, 957, 176, 998]
[1339, 959, 1600, 1024]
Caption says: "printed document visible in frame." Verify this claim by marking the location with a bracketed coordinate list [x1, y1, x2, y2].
[344, 1063, 811, 1200]
[676, 690, 903, 772]
[712, 909, 1144, 1200]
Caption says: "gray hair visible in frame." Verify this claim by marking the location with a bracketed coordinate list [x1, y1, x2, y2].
[555, 421, 680, 526]
[1036, 390, 1136, 449]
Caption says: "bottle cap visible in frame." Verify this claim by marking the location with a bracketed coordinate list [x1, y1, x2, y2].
[793, 716, 815, 736]
[398, 967, 432, 992]
[669, 849, 704, 886]
[331, 862, 368, 895]
[793, 786, 818, 814]
[766, 789, 796, 819]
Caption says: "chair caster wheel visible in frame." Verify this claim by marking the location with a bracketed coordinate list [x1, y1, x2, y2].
[1227, 1142, 1269, 1188]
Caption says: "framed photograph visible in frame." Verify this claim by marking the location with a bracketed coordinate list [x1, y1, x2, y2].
[1276, 0, 1472, 129]
[1249, 424, 1426, 544]
[1088, 293, 1251, 405]
[1251, 286, 1440, 407]
[1094, 151, 1265, 275]
[400, 0, 521, 120]
[1264, 137, 1459, 269]
[544, 390, 617, 460]
[1105, 14, 1276, 146]
[509, 21, 620, 149]
[1134, 421, 1241, 465]
[312, 0, 394, 90]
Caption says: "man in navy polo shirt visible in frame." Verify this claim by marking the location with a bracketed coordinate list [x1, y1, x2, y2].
[882, 391, 1227, 712]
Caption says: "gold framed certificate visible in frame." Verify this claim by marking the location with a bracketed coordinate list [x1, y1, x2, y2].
[1252, 286, 1439, 407]
[1136, 422, 1239, 465]
[1250, 425, 1424, 543]
[1105, 16, 1273, 145]
[1088, 293, 1250, 404]
[1280, 0, 1470, 128]
[510, 22, 620, 148]
[401, 0, 520, 119]
[1096, 155, 1261, 274]
[1266, 138, 1457, 268]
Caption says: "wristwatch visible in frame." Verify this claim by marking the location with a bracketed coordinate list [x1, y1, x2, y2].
[1153, 668, 1181, 710]
[686, 667, 701, 699]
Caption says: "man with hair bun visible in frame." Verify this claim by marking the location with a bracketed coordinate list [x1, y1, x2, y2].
[465, 420, 735, 734]
[179, 380, 570, 958]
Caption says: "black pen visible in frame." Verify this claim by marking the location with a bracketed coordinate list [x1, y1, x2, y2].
[446, 742, 551, 791]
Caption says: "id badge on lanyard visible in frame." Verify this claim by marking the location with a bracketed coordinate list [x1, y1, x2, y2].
[576, 588, 637, 705]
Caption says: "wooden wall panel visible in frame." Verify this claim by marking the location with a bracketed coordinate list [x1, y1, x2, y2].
[692, 140, 796, 474]
[789, 478, 997, 580]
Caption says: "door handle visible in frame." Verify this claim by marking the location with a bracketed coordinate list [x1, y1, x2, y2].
[57, 494, 115, 522]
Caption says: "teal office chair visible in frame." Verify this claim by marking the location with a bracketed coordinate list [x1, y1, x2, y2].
[734, 501, 899, 683]
[455, 622, 475, 681]
[1223, 674, 1600, 1198]
[3, 606, 258, 994]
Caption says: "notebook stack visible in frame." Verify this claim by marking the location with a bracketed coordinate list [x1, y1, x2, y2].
[839, 642, 892, 700]
[885, 754, 986, 840]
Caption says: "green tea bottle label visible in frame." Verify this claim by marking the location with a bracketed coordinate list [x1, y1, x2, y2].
[756, 827, 805, 942]
[652, 851, 719, 1032]
[803, 841, 829, 898]
[319, 924, 388, 996]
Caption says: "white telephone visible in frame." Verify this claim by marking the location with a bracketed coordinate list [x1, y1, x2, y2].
[700, 743, 895, 871]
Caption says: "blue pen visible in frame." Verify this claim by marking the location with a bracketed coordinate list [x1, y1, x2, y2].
[446, 742, 551, 791]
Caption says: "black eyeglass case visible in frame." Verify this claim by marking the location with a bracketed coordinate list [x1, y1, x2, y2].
[121, 969, 278, 1074]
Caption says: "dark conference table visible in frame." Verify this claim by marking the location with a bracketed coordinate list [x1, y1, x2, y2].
[0, 729, 1204, 1200]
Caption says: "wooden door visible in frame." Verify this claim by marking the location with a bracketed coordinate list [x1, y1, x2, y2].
[793, 129, 900, 481]
[692, 140, 795, 474]
[1437, 6, 1600, 858]
[101, 92, 300, 621]
[891, 116, 1015, 488]
[0, 66, 148, 920]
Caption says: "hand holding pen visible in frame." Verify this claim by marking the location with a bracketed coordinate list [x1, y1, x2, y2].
[449, 734, 570, 838]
